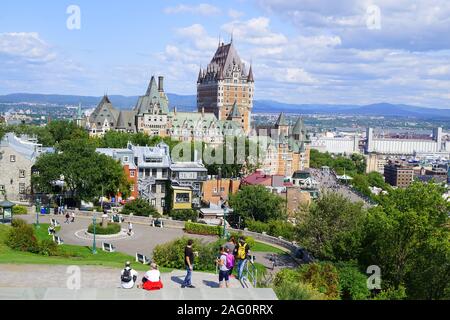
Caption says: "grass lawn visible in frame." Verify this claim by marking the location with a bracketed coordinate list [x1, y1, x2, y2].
[0, 224, 171, 272]
[252, 241, 286, 254]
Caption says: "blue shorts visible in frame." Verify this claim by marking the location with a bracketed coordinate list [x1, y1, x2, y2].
[219, 270, 229, 282]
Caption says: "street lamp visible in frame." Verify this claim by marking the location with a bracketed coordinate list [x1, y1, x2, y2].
[60, 175, 65, 212]
[92, 210, 97, 254]
[35, 197, 41, 229]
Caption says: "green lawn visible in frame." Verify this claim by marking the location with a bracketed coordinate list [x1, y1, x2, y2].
[0, 224, 171, 272]
[252, 241, 286, 254]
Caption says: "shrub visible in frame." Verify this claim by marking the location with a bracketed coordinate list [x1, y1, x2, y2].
[274, 281, 327, 300]
[170, 209, 198, 222]
[12, 205, 28, 215]
[87, 223, 121, 235]
[11, 218, 28, 229]
[38, 239, 59, 256]
[335, 262, 370, 300]
[298, 263, 340, 300]
[6, 224, 39, 253]
[246, 219, 297, 241]
[121, 198, 160, 217]
[185, 222, 223, 236]
[153, 237, 221, 272]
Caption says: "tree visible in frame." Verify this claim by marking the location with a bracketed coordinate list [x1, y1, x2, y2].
[32, 139, 130, 204]
[360, 182, 450, 299]
[298, 192, 367, 262]
[121, 198, 160, 217]
[228, 185, 286, 224]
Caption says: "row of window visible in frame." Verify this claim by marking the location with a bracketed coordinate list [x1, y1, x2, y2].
[0, 183, 26, 194]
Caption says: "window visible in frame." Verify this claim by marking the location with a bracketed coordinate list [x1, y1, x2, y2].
[19, 170, 25, 178]
[175, 193, 190, 203]
[123, 156, 129, 163]
[130, 170, 135, 178]
[0, 185, 4, 191]
[10, 155, 16, 162]
[130, 185, 135, 192]
[151, 199, 156, 207]
[161, 199, 165, 208]
[19, 183, 26, 194]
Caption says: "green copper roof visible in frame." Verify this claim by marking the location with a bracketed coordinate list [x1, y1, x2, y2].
[230, 101, 241, 118]
[275, 113, 288, 127]
[134, 76, 169, 115]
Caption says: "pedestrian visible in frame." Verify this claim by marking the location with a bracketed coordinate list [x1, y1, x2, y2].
[181, 239, 195, 289]
[71, 212, 75, 223]
[120, 261, 139, 289]
[224, 236, 236, 277]
[225, 247, 235, 278]
[139, 263, 163, 291]
[127, 221, 133, 236]
[65, 212, 70, 224]
[235, 237, 250, 280]
[217, 246, 230, 288]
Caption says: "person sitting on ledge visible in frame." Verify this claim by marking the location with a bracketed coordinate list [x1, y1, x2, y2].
[139, 263, 163, 291]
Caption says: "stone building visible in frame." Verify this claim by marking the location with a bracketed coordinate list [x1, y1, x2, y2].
[256, 113, 311, 177]
[0, 133, 53, 203]
[197, 40, 254, 134]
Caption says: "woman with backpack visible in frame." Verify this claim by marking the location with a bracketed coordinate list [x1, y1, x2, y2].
[216, 246, 230, 288]
[236, 237, 250, 280]
[224, 237, 237, 277]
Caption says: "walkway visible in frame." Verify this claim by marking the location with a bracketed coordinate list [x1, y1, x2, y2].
[0, 265, 278, 300]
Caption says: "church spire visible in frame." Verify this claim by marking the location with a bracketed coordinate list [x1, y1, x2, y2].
[248, 64, 254, 82]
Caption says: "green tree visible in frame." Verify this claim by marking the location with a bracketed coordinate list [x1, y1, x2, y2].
[298, 192, 367, 261]
[32, 139, 130, 204]
[228, 185, 286, 223]
[335, 261, 370, 300]
[360, 182, 450, 299]
[121, 198, 159, 217]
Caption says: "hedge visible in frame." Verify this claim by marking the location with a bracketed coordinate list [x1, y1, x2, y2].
[87, 223, 121, 235]
[13, 205, 28, 215]
[185, 222, 223, 236]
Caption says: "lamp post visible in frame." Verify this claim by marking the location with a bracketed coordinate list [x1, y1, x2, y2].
[35, 197, 41, 229]
[60, 175, 65, 212]
[92, 210, 97, 254]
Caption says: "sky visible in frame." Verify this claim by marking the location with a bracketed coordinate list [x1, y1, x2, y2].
[1, 0, 450, 108]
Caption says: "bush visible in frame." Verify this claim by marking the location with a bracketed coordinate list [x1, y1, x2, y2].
[38, 239, 59, 256]
[274, 281, 327, 300]
[185, 222, 223, 236]
[11, 218, 28, 229]
[121, 198, 160, 217]
[335, 262, 370, 300]
[153, 237, 221, 272]
[87, 223, 121, 235]
[170, 209, 198, 222]
[12, 205, 28, 215]
[298, 263, 340, 300]
[6, 224, 39, 253]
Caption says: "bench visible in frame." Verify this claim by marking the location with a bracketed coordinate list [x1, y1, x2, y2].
[152, 219, 164, 228]
[50, 219, 60, 227]
[102, 242, 116, 253]
[52, 235, 64, 245]
[135, 253, 151, 265]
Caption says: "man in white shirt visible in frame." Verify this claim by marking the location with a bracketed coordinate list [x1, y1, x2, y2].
[120, 261, 138, 289]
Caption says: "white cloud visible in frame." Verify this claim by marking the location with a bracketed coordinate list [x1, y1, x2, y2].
[222, 17, 288, 46]
[164, 3, 220, 16]
[228, 9, 245, 19]
[176, 24, 218, 51]
[428, 65, 450, 76]
[0, 32, 56, 63]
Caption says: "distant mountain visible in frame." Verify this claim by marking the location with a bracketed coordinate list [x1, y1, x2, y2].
[1, 93, 450, 119]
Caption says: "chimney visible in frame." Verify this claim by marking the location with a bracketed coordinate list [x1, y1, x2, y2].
[174, 106, 177, 116]
[201, 107, 205, 117]
[158, 76, 164, 92]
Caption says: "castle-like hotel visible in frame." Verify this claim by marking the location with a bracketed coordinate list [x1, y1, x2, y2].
[85, 40, 310, 176]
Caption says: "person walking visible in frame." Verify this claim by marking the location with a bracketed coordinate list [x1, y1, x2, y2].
[70, 212, 75, 223]
[64, 212, 70, 224]
[181, 239, 195, 288]
[235, 237, 250, 280]
[217, 246, 230, 288]
[127, 221, 133, 236]
[120, 261, 139, 289]
[224, 237, 236, 277]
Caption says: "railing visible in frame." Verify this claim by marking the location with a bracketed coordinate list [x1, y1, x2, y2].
[242, 257, 258, 288]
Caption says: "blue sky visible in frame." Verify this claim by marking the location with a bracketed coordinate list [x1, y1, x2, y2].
[1, 0, 450, 108]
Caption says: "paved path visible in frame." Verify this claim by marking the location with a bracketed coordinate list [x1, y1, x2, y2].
[19, 214, 297, 273]
[0, 265, 278, 300]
